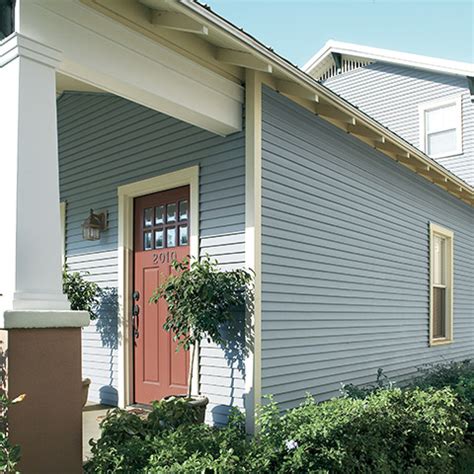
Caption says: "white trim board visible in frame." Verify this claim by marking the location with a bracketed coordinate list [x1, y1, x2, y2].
[303, 40, 474, 78]
[244, 70, 262, 433]
[19, 1, 243, 135]
[116, 166, 200, 407]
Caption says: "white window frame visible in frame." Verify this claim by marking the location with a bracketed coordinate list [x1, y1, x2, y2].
[418, 95, 463, 159]
[429, 222, 454, 346]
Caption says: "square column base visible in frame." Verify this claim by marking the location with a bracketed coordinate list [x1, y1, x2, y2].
[1, 322, 86, 473]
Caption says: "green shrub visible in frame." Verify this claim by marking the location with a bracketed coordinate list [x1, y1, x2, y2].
[62, 266, 101, 320]
[412, 359, 474, 432]
[85, 388, 468, 473]
[84, 400, 249, 473]
[0, 393, 24, 472]
[341, 368, 395, 399]
[250, 388, 467, 473]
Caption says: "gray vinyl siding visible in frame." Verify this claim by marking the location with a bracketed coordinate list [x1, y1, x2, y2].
[58, 92, 245, 425]
[261, 87, 474, 411]
[324, 63, 474, 186]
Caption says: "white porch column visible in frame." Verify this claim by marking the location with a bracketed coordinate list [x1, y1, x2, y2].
[0, 33, 70, 314]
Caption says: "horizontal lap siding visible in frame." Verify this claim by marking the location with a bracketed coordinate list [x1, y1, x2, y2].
[261, 87, 474, 411]
[58, 92, 245, 422]
[324, 63, 474, 186]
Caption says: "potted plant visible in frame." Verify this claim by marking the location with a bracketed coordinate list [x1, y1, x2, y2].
[63, 266, 101, 407]
[150, 255, 253, 422]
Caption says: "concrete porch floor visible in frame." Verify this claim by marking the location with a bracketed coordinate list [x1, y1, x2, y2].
[83, 403, 113, 462]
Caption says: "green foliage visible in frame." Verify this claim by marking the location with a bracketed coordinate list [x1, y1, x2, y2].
[341, 368, 395, 399]
[62, 265, 101, 320]
[250, 388, 467, 473]
[412, 359, 474, 430]
[85, 387, 469, 473]
[150, 256, 253, 351]
[0, 394, 24, 473]
[84, 400, 249, 473]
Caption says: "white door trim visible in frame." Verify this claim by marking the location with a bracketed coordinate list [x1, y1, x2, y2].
[116, 166, 200, 407]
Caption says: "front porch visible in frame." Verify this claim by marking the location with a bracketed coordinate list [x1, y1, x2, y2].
[0, 1, 249, 471]
[58, 88, 247, 423]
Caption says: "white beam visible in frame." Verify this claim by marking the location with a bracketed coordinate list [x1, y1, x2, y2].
[276, 80, 318, 102]
[151, 11, 208, 35]
[315, 103, 354, 122]
[19, 1, 243, 136]
[346, 123, 383, 141]
[216, 48, 273, 73]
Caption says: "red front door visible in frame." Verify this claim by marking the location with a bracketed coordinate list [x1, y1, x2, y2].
[133, 186, 190, 404]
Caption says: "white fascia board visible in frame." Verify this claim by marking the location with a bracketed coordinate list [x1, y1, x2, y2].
[303, 40, 474, 78]
[18, 0, 243, 136]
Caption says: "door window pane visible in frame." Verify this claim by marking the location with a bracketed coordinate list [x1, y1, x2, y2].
[144, 231, 153, 250]
[179, 225, 188, 246]
[433, 287, 446, 339]
[167, 203, 176, 223]
[155, 229, 164, 249]
[179, 200, 188, 221]
[144, 208, 153, 227]
[155, 206, 164, 225]
[433, 235, 446, 286]
[167, 227, 176, 247]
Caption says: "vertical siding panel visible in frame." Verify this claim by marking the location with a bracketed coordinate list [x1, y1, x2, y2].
[58, 92, 245, 423]
[323, 63, 474, 185]
[261, 87, 474, 411]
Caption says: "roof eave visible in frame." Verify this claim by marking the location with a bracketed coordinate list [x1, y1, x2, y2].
[176, 1, 473, 206]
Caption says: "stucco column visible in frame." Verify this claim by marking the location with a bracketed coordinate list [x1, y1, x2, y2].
[0, 33, 69, 313]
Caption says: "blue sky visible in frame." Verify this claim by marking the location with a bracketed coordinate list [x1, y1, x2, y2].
[206, 1, 474, 67]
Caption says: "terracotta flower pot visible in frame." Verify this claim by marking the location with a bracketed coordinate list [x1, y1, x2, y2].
[82, 378, 91, 407]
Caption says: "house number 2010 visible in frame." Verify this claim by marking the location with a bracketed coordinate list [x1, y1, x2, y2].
[152, 251, 177, 265]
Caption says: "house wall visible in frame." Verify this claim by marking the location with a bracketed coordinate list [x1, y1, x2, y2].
[323, 63, 474, 186]
[58, 92, 246, 425]
[261, 87, 474, 411]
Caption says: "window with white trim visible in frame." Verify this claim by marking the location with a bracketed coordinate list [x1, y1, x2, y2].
[429, 223, 454, 345]
[419, 96, 462, 159]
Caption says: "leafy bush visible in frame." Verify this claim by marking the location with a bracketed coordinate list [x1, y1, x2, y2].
[85, 388, 468, 473]
[0, 393, 24, 472]
[412, 359, 474, 431]
[341, 368, 395, 399]
[250, 388, 467, 473]
[84, 400, 249, 473]
[62, 266, 101, 320]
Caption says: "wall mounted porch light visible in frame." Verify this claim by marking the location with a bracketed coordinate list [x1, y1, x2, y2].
[82, 209, 108, 241]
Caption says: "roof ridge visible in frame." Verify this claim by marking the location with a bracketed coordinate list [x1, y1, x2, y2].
[303, 40, 474, 78]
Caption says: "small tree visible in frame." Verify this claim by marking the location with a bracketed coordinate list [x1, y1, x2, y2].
[62, 265, 101, 320]
[150, 256, 253, 398]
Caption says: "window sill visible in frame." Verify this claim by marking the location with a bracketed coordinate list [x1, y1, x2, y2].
[430, 338, 453, 347]
[427, 150, 463, 160]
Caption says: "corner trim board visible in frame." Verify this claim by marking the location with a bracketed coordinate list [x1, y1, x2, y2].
[244, 70, 262, 433]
